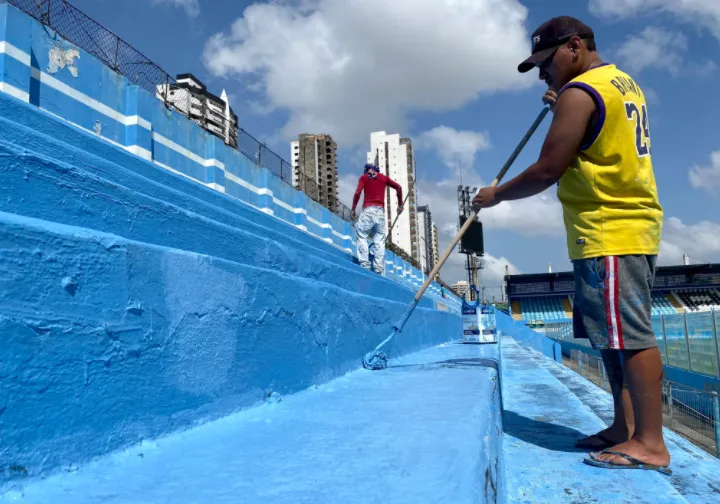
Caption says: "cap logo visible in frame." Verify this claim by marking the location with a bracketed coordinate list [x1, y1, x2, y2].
[532, 35, 541, 49]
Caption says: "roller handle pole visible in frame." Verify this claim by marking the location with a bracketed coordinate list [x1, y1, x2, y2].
[385, 189, 412, 244]
[412, 106, 551, 303]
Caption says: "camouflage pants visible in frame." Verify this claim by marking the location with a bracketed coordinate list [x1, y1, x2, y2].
[356, 206, 386, 274]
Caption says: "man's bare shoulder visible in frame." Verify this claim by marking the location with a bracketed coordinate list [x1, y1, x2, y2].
[556, 86, 596, 116]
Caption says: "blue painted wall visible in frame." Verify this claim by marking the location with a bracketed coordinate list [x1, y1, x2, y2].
[0, 2, 458, 312]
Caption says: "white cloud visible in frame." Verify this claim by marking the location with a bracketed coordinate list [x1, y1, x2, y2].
[616, 27, 687, 74]
[689, 151, 720, 192]
[660, 217, 720, 265]
[614, 27, 716, 77]
[151, 0, 200, 18]
[416, 126, 491, 176]
[589, 0, 720, 39]
[202, 0, 534, 145]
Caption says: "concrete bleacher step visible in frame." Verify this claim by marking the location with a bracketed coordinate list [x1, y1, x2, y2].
[0, 137, 435, 309]
[0, 210, 459, 487]
[0, 93, 353, 265]
[502, 338, 720, 504]
[0, 343, 502, 504]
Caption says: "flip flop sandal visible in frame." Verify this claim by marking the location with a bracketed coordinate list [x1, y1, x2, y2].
[583, 449, 672, 476]
[574, 432, 618, 450]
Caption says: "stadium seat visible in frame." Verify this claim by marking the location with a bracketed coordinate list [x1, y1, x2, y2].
[651, 292, 678, 316]
[519, 296, 570, 322]
[673, 288, 720, 313]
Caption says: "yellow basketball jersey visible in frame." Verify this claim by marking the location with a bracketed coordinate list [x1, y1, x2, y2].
[556, 64, 663, 260]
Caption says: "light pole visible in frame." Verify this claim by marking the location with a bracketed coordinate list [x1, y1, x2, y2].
[457, 185, 479, 301]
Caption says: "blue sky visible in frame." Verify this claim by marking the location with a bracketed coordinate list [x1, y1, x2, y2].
[70, 0, 720, 291]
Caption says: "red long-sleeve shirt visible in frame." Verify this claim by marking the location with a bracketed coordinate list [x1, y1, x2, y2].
[352, 173, 403, 211]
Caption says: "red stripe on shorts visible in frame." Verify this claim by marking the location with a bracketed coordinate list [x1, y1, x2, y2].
[604, 257, 624, 350]
[612, 257, 625, 349]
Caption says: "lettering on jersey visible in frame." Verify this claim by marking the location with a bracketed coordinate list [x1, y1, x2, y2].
[610, 75, 641, 97]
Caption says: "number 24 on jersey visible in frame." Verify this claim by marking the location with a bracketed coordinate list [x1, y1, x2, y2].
[625, 102, 651, 157]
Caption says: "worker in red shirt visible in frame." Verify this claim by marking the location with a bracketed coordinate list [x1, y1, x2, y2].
[350, 163, 403, 275]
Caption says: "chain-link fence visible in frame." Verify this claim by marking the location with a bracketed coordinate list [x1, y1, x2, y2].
[569, 349, 720, 457]
[8, 0, 353, 222]
[10, 0, 168, 93]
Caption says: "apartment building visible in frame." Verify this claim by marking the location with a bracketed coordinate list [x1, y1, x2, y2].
[157, 73, 238, 148]
[291, 134, 339, 212]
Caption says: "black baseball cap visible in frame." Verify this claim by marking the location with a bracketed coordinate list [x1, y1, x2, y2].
[518, 16, 595, 73]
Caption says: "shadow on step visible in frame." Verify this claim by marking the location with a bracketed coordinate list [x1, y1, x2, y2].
[503, 410, 589, 453]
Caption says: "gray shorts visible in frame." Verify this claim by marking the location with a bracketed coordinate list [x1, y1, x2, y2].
[572, 255, 658, 351]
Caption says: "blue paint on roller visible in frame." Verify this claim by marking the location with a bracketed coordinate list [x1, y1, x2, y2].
[363, 299, 419, 370]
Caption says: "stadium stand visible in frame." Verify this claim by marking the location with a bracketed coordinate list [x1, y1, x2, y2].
[506, 263, 720, 323]
[520, 295, 569, 322]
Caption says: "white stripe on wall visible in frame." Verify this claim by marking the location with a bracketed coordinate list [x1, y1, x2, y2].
[0, 81, 29, 102]
[0, 41, 31, 66]
[153, 160, 225, 193]
[152, 133, 224, 170]
[126, 115, 152, 131]
[30, 67, 136, 128]
[125, 145, 152, 161]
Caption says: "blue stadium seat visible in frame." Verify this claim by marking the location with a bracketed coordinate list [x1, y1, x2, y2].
[520, 296, 569, 322]
[651, 292, 677, 316]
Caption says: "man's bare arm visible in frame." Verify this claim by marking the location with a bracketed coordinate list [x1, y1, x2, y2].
[492, 87, 597, 202]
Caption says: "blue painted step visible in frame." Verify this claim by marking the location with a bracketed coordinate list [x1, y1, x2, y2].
[0, 92, 353, 264]
[0, 210, 460, 488]
[0, 138, 435, 309]
[501, 338, 720, 504]
[0, 93, 454, 309]
[0, 342, 501, 503]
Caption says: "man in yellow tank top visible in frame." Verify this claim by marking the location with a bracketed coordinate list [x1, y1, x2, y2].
[473, 16, 670, 474]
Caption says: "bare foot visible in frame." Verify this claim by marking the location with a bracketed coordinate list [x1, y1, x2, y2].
[590, 438, 670, 467]
[575, 426, 630, 449]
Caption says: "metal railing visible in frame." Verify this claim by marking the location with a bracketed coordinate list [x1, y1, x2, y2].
[8, 0, 353, 222]
[543, 310, 720, 379]
[569, 350, 720, 457]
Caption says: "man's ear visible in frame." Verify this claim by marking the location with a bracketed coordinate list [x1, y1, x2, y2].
[568, 36, 583, 54]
